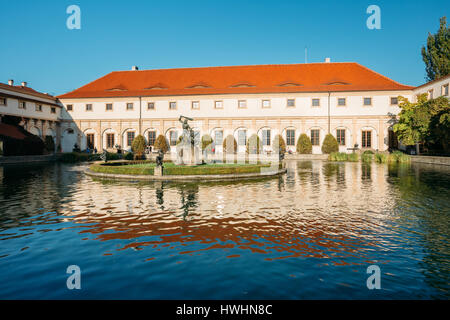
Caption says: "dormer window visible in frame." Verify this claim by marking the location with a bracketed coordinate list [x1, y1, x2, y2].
[230, 82, 255, 88]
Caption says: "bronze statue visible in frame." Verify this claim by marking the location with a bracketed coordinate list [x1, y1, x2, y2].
[156, 149, 164, 167]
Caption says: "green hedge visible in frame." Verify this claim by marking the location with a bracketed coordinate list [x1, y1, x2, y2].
[297, 134, 312, 154]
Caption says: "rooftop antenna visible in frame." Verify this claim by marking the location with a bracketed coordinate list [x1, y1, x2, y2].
[305, 47, 308, 64]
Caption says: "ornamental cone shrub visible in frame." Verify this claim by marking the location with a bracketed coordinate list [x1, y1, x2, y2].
[131, 134, 146, 159]
[321, 134, 339, 154]
[154, 134, 169, 153]
[246, 134, 262, 154]
[297, 134, 312, 154]
[223, 135, 237, 154]
[272, 134, 286, 154]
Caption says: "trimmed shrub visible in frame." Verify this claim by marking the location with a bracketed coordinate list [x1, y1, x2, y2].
[223, 135, 237, 154]
[124, 152, 134, 160]
[347, 153, 359, 162]
[361, 153, 373, 163]
[329, 152, 348, 161]
[375, 153, 387, 163]
[388, 151, 411, 163]
[201, 134, 214, 151]
[363, 150, 374, 155]
[246, 134, 262, 154]
[297, 134, 312, 154]
[154, 134, 170, 153]
[131, 135, 146, 159]
[321, 134, 339, 154]
[272, 134, 286, 155]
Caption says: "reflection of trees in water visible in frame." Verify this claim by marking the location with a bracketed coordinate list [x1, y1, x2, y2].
[361, 163, 372, 181]
[388, 162, 450, 297]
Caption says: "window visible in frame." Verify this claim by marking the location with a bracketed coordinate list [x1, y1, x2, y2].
[148, 131, 156, 146]
[126, 103, 134, 110]
[127, 131, 135, 147]
[442, 84, 449, 96]
[169, 131, 178, 146]
[362, 130, 372, 148]
[338, 98, 346, 106]
[312, 98, 320, 107]
[169, 102, 177, 110]
[86, 104, 92, 111]
[86, 134, 95, 149]
[427, 89, 433, 100]
[286, 129, 295, 146]
[363, 97, 372, 106]
[311, 129, 320, 146]
[390, 97, 398, 105]
[191, 101, 200, 110]
[19, 101, 26, 109]
[147, 102, 155, 110]
[262, 99, 271, 108]
[262, 129, 271, 146]
[238, 130, 247, 146]
[238, 100, 247, 108]
[36, 104, 42, 112]
[106, 133, 115, 148]
[336, 129, 346, 146]
[67, 104, 73, 111]
[214, 130, 223, 145]
[0, 97, 6, 106]
[287, 99, 295, 107]
[51, 107, 56, 114]
[106, 103, 113, 111]
[214, 101, 223, 109]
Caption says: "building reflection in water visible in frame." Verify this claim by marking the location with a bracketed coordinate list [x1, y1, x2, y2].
[0, 161, 448, 296]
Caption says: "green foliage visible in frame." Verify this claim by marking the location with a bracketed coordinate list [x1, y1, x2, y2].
[375, 153, 388, 163]
[154, 134, 170, 153]
[124, 152, 134, 160]
[246, 134, 262, 154]
[297, 134, 312, 154]
[388, 151, 411, 163]
[347, 153, 359, 162]
[44, 135, 55, 153]
[394, 95, 450, 153]
[421, 17, 450, 81]
[329, 152, 348, 161]
[223, 135, 237, 154]
[321, 133, 339, 154]
[361, 153, 373, 163]
[201, 134, 214, 151]
[272, 134, 286, 154]
[363, 150, 374, 155]
[131, 135, 146, 158]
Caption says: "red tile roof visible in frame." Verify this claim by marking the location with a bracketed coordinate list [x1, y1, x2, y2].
[0, 83, 58, 102]
[57, 62, 414, 99]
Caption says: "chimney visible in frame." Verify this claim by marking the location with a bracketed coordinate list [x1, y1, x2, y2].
[324, 58, 331, 63]
[21, 81, 27, 87]
[8, 79, 14, 86]
[132, 66, 139, 71]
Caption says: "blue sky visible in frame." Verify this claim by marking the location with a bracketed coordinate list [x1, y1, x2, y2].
[0, 0, 448, 96]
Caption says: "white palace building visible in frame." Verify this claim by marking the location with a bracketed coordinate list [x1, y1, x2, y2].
[3, 60, 449, 155]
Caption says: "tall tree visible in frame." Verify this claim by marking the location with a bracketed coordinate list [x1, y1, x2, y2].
[421, 17, 450, 81]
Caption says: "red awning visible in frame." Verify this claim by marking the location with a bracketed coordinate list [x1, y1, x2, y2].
[0, 123, 28, 140]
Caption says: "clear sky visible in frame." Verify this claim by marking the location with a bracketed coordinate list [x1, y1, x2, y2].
[0, 0, 448, 96]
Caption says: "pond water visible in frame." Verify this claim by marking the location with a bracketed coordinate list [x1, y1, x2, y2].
[0, 160, 448, 299]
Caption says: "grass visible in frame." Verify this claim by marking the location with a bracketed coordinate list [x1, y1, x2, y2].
[89, 161, 276, 176]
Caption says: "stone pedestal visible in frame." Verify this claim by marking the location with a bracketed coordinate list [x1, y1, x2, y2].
[154, 165, 163, 176]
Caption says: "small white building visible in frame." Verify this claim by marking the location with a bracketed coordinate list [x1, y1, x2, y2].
[0, 80, 62, 152]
